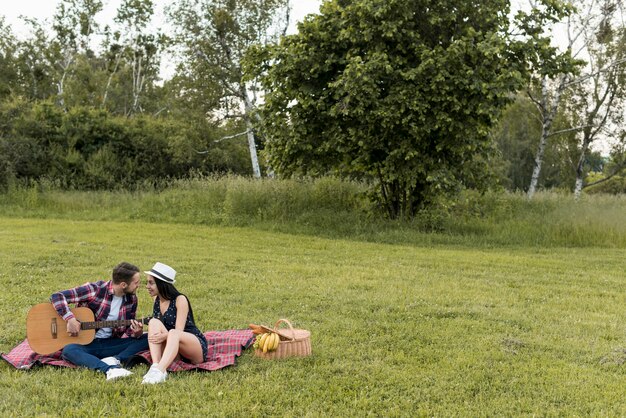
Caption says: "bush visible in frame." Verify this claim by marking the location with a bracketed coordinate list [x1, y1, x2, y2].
[0, 98, 253, 189]
[585, 175, 626, 195]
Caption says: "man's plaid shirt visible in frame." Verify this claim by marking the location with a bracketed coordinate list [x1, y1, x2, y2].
[50, 280, 138, 338]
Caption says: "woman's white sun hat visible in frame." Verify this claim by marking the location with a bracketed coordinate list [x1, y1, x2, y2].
[145, 262, 176, 284]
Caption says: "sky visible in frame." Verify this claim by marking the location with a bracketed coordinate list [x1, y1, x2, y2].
[1, 0, 323, 36]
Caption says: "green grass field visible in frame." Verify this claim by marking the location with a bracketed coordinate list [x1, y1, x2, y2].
[1, 211, 626, 416]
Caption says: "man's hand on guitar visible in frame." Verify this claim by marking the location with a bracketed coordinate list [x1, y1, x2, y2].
[67, 317, 81, 336]
[130, 319, 144, 337]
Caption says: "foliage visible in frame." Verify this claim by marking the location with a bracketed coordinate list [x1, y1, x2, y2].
[0, 17, 20, 100]
[0, 99, 251, 189]
[167, 0, 290, 177]
[168, 0, 289, 117]
[250, 0, 575, 219]
[586, 173, 626, 194]
[565, 0, 626, 196]
[494, 93, 584, 191]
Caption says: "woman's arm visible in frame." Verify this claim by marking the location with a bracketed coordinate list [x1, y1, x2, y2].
[175, 295, 189, 331]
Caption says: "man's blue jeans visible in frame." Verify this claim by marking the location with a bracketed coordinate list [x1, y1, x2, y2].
[62, 334, 149, 374]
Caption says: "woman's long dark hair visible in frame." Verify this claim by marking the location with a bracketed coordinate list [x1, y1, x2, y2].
[155, 279, 196, 323]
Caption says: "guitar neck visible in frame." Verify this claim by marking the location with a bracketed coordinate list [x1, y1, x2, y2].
[80, 317, 150, 330]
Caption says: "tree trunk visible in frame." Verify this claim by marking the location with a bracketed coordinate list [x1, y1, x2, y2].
[131, 51, 144, 115]
[527, 130, 548, 198]
[573, 177, 584, 199]
[101, 51, 122, 109]
[241, 84, 261, 178]
[527, 75, 566, 198]
[56, 51, 74, 109]
[245, 117, 261, 179]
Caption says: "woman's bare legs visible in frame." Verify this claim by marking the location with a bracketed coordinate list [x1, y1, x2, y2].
[156, 329, 204, 373]
[147, 318, 167, 364]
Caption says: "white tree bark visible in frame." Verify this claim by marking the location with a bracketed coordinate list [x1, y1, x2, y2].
[574, 177, 584, 199]
[527, 0, 626, 199]
[241, 84, 261, 178]
[56, 53, 74, 109]
[573, 77, 620, 198]
[101, 51, 122, 109]
[527, 74, 567, 199]
[131, 50, 145, 115]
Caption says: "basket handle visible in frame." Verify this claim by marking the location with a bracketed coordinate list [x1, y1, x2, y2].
[273, 318, 297, 341]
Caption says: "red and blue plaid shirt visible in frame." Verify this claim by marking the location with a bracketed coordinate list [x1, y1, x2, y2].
[50, 280, 138, 338]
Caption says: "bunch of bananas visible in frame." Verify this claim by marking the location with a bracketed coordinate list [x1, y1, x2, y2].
[253, 332, 280, 353]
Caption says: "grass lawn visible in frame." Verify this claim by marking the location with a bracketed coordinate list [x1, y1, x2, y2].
[1, 216, 626, 416]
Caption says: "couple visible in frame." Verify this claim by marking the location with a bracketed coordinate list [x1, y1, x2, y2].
[50, 261, 207, 384]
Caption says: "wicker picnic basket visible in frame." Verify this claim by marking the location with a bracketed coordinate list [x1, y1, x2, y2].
[254, 318, 311, 360]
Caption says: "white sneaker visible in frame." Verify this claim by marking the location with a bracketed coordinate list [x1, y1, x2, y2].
[101, 357, 121, 367]
[141, 364, 159, 382]
[142, 364, 167, 384]
[106, 367, 133, 381]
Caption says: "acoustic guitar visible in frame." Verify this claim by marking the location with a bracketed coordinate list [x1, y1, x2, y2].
[26, 303, 151, 355]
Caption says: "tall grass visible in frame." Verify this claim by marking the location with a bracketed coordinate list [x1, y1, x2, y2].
[1, 176, 625, 248]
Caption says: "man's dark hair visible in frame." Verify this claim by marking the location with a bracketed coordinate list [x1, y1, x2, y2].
[112, 262, 140, 284]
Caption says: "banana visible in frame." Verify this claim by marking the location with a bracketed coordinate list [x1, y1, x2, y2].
[262, 332, 272, 353]
[256, 331, 280, 353]
[271, 332, 280, 351]
[266, 333, 274, 351]
[258, 332, 269, 350]
[267, 332, 276, 352]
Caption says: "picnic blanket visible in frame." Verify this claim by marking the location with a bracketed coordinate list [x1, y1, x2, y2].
[1, 329, 255, 372]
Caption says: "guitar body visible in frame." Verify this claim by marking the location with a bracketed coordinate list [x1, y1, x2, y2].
[27, 303, 96, 355]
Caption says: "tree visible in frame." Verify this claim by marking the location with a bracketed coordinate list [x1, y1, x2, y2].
[526, 0, 626, 198]
[568, 0, 626, 198]
[111, 0, 164, 116]
[251, 0, 574, 218]
[494, 90, 585, 192]
[168, 0, 290, 178]
[0, 18, 19, 99]
[51, 0, 104, 108]
[11, 19, 57, 101]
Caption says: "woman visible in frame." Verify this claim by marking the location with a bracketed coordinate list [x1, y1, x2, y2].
[142, 262, 208, 384]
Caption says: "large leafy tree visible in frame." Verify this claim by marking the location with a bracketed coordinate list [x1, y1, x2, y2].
[251, 0, 574, 218]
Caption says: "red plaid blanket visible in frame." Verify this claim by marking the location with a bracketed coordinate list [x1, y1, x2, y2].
[1, 329, 254, 372]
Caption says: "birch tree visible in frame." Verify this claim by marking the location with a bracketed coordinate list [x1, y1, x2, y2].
[568, 0, 626, 198]
[168, 0, 290, 178]
[526, 0, 626, 198]
[98, 0, 164, 115]
[115, 0, 163, 116]
[524, 0, 585, 198]
[52, 0, 103, 108]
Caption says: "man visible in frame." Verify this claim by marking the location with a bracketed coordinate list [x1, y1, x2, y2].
[50, 262, 149, 380]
